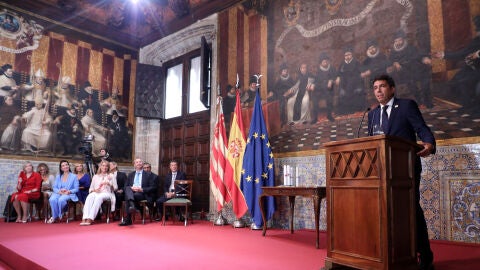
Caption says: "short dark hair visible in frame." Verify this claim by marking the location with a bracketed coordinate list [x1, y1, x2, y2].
[371, 74, 395, 88]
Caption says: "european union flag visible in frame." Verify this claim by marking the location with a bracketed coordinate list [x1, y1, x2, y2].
[241, 89, 276, 227]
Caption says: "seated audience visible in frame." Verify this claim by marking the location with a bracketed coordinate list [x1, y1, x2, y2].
[118, 158, 157, 226]
[80, 160, 117, 226]
[37, 163, 55, 219]
[10, 162, 42, 222]
[155, 160, 186, 219]
[74, 163, 91, 204]
[47, 160, 79, 223]
[143, 161, 159, 192]
[98, 148, 112, 162]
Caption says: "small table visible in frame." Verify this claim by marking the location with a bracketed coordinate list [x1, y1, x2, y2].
[259, 186, 326, 249]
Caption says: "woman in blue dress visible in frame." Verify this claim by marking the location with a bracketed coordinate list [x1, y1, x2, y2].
[74, 163, 91, 204]
[47, 160, 78, 223]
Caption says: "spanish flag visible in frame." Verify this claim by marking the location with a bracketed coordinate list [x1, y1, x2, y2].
[224, 90, 248, 218]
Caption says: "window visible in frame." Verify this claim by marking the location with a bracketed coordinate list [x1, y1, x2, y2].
[164, 52, 208, 119]
[165, 63, 183, 119]
[189, 56, 207, 113]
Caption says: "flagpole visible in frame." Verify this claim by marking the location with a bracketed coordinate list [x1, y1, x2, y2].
[210, 95, 229, 226]
[251, 73, 264, 231]
[231, 73, 246, 228]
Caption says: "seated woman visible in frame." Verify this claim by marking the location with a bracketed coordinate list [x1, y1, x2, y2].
[74, 163, 91, 204]
[37, 163, 55, 219]
[80, 160, 117, 226]
[47, 160, 79, 224]
[10, 162, 42, 222]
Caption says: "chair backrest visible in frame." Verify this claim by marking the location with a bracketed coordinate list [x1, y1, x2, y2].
[174, 180, 193, 200]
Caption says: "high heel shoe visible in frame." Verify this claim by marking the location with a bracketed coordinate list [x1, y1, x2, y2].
[47, 217, 55, 224]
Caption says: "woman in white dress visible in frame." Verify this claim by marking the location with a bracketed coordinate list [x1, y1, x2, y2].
[80, 160, 117, 225]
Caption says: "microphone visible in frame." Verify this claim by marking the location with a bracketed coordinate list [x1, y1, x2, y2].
[368, 107, 376, 136]
[356, 107, 371, 138]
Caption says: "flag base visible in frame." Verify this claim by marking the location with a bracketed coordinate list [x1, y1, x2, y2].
[233, 218, 245, 228]
[213, 214, 226, 226]
[250, 223, 262, 230]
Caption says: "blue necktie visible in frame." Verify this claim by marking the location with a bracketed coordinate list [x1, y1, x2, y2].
[381, 105, 389, 133]
[134, 172, 140, 186]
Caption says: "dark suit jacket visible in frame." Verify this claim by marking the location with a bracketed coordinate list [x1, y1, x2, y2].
[367, 98, 436, 177]
[368, 98, 435, 146]
[116, 171, 127, 191]
[163, 171, 187, 194]
[126, 170, 157, 203]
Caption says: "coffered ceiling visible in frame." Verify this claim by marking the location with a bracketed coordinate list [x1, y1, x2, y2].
[1, 0, 244, 54]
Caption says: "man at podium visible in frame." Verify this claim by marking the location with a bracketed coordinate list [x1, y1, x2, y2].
[367, 74, 436, 270]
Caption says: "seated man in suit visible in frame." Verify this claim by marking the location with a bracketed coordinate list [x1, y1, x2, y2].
[155, 160, 186, 220]
[119, 158, 157, 226]
[142, 161, 159, 209]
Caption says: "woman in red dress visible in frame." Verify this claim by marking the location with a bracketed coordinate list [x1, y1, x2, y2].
[11, 162, 42, 222]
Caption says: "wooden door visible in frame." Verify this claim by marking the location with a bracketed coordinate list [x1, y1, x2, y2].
[160, 110, 210, 214]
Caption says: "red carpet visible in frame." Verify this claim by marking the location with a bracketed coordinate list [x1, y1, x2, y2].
[0, 220, 479, 270]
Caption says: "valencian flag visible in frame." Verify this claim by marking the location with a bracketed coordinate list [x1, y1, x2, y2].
[209, 97, 230, 211]
[241, 89, 276, 227]
[224, 90, 248, 218]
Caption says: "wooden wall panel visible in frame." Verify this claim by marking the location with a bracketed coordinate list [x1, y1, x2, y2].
[184, 123, 197, 140]
[184, 160, 196, 177]
[161, 144, 172, 162]
[173, 142, 183, 160]
[184, 142, 195, 159]
[218, 7, 267, 97]
[197, 139, 210, 157]
[198, 120, 210, 137]
[173, 125, 184, 138]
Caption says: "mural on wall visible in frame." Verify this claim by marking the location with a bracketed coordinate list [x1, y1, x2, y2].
[0, 10, 44, 53]
[259, 0, 480, 153]
[0, 9, 134, 162]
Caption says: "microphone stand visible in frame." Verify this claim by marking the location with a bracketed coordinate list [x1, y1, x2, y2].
[356, 107, 371, 138]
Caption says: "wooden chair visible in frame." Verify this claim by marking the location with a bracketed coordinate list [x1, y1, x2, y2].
[65, 200, 82, 223]
[120, 200, 152, 224]
[99, 199, 112, 224]
[139, 200, 154, 224]
[162, 180, 193, 226]
[28, 195, 44, 222]
[7, 195, 43, 223]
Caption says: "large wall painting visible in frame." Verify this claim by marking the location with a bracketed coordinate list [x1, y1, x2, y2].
[0, 9, 135, 162]
[261, 0, 480, 153]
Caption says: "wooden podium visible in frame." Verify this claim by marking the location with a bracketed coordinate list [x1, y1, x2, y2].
[323, 135, 420, 270]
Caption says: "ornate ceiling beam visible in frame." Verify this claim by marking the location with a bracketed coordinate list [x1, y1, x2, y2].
[169, 0, 190, 18]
